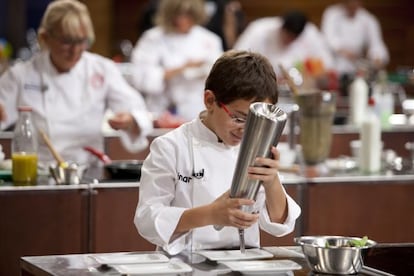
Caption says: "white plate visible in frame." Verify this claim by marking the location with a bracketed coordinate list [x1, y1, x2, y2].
[263, 246, 305, 258]
[195, 248, 273, 261]
[92, 253, 169, 265]
[112, 261, 192, 275]
[220, 259, 302, 275]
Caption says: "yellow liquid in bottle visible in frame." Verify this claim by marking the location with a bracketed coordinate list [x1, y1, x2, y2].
[12, 153, 38, 186]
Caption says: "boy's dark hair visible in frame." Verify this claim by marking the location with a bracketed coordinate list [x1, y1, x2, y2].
[205, 50, 278, 104]
[281, 10, 308, 37]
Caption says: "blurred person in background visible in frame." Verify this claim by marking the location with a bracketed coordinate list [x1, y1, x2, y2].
[234, 10, 334, 85]
[204, 0, 245, 50]
[0, 0, 152, 170]
[130, 0, 223, 123]
[138, 0, 245, 51]
[321, 0, 389, 76]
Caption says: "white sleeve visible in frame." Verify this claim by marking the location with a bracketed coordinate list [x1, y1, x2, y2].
[321, 7, 343, 52]
[365, 16, 389, 64]
[257, 185, 302, 237]
[0, 68, 20, 129]
[307, 24, 335, 70]
[233, 21, 265, 52]
[105, 60, 153, 152]
[130, 32, 166, 95]
[134, 136, 188, 252]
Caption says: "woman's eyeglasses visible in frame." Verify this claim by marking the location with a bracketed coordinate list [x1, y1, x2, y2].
[49, 32, 90, 50]
[218, 102, 247, 125]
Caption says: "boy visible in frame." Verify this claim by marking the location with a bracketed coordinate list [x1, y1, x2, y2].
[134, 50, 301, 255]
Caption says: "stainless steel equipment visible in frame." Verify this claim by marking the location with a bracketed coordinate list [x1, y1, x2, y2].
[296, 90, 336, 165]
[49, 163, 83, 185]
[229, 102, 287, 252]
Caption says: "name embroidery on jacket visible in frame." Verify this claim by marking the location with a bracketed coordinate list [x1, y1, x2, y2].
[177, 172, 192, 183]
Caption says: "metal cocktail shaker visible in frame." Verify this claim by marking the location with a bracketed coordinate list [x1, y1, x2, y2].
[230, 102, 287, 205]
[230, 102, 287, 252]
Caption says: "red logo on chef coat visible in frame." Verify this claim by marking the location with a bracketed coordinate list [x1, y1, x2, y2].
[90, 73, 104, 89]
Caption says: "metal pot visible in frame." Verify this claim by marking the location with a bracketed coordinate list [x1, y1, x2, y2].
[83, 146, 143, 181]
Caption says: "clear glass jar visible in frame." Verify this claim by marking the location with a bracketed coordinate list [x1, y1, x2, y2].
[12, 106, 38, 186]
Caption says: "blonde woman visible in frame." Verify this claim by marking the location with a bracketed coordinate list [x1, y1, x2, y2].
[0, 0, 152, 171]
[130, 0, 223, 122]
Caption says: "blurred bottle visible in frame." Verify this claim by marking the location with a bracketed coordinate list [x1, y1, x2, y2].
[12, 106, 38, 186]
[359, 98, 382, 173]
[372, 70, 394, 129]
[348, 73, 368, 126]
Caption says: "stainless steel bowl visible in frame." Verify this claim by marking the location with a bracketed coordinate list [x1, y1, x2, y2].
[295, 235, 376, 274]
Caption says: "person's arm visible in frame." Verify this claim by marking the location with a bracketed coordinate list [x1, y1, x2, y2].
[247, 146, 288, 223]
[321, 6, 344, 53]
[104, 57, 153, 151]
[365, 14, 389, 68]
[0, 67, 20, 129]
[233, 19, 265, 51]
[305, 23, 336, 71]
[173, 191, 259, 238]
[164, 60, 206, 81]
[130, 30, 167, 95]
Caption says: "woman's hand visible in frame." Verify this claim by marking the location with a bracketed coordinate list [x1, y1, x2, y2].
[209, 190, 259, 229]
[108, 112, 140, 135]
[247, 146, 280, 189]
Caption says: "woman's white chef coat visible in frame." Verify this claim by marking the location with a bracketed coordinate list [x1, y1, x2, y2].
[321, 4, 389, 74]
[135, 115, 301, 255]
[234, 17, 335, 75]
[0, 51, 153, 167]
[130, 25, 223, 121]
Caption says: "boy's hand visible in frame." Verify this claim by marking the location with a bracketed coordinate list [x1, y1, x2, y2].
[210, 191, 259, 229]
[247, 146, 280, 189]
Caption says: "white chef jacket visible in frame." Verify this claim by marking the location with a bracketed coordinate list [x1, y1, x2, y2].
[234, 17, 334, 75]
[321, 4, 389, 74]
[134, 115, 301, 255]
[0, 50, 153, 167]
[130, 25, 223, 121]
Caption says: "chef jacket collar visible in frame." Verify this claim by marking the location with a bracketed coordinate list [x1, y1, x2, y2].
[191, 112, 234, 149]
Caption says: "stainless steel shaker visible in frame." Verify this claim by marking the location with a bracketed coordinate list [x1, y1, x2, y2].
[230, 102, 287, 204]
[230, 102, 287, 252]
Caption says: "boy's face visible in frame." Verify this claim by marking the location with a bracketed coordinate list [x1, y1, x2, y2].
[204, 91, 272, 146]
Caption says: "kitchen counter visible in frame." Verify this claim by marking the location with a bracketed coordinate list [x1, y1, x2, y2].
[2, 171, 414, 276]
[2, 124, 414, 276]
[19, 244, 414, 276]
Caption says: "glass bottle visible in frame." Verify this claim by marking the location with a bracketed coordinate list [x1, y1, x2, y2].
[12, 106, 38, 186]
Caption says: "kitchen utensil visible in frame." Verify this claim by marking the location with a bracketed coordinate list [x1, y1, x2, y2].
[38, 129, 68, 168]
[83, 146, 143, 181]
[224, 102, 287, 252]
[230, 102, 287, 207]
[295, 235, 377, 275]
[49, 162, 83, 185]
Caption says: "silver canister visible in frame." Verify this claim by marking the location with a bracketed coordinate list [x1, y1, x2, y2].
[230, 102, 287, 207]
[229, 102, 287, 253]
